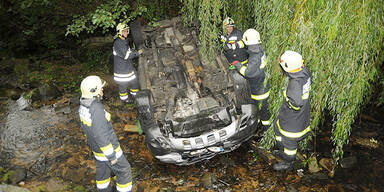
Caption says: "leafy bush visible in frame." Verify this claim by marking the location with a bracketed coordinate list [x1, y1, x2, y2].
[82, 48, 111, 73]
[66, 0, 147, 37]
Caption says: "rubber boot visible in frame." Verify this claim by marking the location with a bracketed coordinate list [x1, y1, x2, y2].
[272, 150, 284, 160]
[273, 161, 293, 171]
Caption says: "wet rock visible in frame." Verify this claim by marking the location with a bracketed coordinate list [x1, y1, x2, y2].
[164, 27, 175, 45]
[53, 97, 71, 114]
[45, 177, 66, 192]
[201, 172, 217, 189]
[54, 106, 71, 115]
[182, 45, 195, 52]
[64, 167, 87, 183]
[340, 156, 357, 168]
[0, 184, 30, 192]
[174, 28, 185, 43]
[9, 167, 27, 185]
[16, 94, 31, 110]
[287, 184, 298, 192]
[158, 19, 173, 28]
[1, 101, 63, 170]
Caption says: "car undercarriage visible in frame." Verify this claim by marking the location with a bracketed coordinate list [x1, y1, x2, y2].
[131, 18, 260, 165]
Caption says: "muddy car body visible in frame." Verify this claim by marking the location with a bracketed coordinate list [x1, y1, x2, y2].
[132, 18, 260, 165]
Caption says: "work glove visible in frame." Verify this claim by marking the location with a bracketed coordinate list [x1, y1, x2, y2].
[229, 60, 239, 70]
[124, 48, 132, 59]
[231, 43, 237, 50]
[231, 60, 239, 66]
[110, 158, 118, 166]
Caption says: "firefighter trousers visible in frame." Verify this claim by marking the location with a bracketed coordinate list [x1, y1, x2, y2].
[114, 69, 140, 101]
[273, 119, 309, 163]
[248, 75, 271, 125]
[96, 156, 132, 192]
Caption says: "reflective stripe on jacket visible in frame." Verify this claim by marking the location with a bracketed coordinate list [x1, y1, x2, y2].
[113, 36, 139, 78]
[277, 67, 311, 135]
[79, 98, 122, 161]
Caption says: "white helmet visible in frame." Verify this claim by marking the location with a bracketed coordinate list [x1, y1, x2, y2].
[242, 28, 261, 45]
[279, 50, 303, 72]
[223, 17, 235, 27]
[80, 75, 105, 99]
[116, 23, 129, 35]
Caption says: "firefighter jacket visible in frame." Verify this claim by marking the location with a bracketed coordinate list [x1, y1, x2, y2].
[276, 67, 311, 140]
[79, 98, 123, 162]
[113, 36, 139, 82]
[222, 28, 248, 63]
[234, 44, 266, 79]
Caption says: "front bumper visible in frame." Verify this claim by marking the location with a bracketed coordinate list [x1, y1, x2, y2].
[145, 104, 258, 165]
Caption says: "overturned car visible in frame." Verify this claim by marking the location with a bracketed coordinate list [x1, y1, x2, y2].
[132, 18, 260, 165]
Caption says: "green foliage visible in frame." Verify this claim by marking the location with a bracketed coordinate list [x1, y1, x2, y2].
[28, 60, 83, 92]
[196, 0, 222, 62]
[181, 0, 198, 25]
[248, 150, 259, 164]
[181, 0, 384, 167]
[71, 185, 87, 192]
[0, 167, 14, 184]
[137, 0, 180, 22]
[82, 48, 111, 73]
[66, 0, 147, 37]
[137, 0, 160, 22]
[0, 0, 70, 55]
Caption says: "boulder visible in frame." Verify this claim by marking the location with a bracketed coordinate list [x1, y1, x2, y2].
[8, 167, 27, 185]
[0, 184, 30, 192]
[16, 94, 31, 111]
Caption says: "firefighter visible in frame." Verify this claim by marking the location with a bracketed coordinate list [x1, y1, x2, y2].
[231, 28, 271, 132]
[113, 22, 141, 104]
[272, 50, 312, 171]
[79, 75, 132, 192]
[220, 17, 248, 64]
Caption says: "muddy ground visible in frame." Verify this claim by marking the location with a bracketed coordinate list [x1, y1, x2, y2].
[3, 92, 380, 192]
